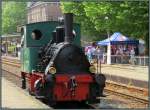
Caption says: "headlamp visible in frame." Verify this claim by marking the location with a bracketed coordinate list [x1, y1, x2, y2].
[48, 67, 56, 74]
[89, 65, 96, 73]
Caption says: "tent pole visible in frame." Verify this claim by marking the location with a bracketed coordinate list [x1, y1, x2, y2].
[107, 31, 111, 64]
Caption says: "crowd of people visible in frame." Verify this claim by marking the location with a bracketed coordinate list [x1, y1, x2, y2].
[85, 43, 105, 63]
[84, 43, 139, 64]
[111, 45, 139, 64]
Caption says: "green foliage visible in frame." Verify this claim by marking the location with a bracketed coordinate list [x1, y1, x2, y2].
[2, 2, 27, 34]
[61, 2, 103, 41]
[61, 1, 149, 53]
[8, 45, 16, 53]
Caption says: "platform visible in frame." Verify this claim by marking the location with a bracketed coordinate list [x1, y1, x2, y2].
[2, 77, 51, 109]
[99, 64, 148, 88]
[101, 64, 148, 81]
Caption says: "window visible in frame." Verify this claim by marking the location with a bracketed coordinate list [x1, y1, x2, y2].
[31, 29, 42, 40]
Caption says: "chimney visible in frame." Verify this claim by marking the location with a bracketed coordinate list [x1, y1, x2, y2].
[64, 13, 73, 43]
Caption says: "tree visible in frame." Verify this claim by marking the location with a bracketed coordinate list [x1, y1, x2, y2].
[61, 2, 104, 42]
[2, 2, 27, 34]
[61, 1, 149, 54]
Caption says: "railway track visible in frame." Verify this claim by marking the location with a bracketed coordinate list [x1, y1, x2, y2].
[2, 69, 21, 88]
[105, 89, 148, 105]
[1, 58, 21, 67]
[104, 81, 148, 106]
[1, 57, 20, 63]
[106, 81, 148, 96]
[1, 57, 149, 108]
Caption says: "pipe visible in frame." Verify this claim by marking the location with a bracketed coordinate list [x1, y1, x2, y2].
[64, 13, 73, 43]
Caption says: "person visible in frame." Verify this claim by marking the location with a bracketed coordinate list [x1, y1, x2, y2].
[84, 46, 88, 56]
[134, 46, 139, 56]
[125, 48, 130, 63]
[119, 46, 124, 63]
[100, 47, 105, 63]
[87, 47, 92, 63]
[94, 46, 104, 73]
[16, 46, 18, 57]
[119, 46, 123, 55]
[21, 34, 24, 47]
[130, 47, 135, 65]
[111, 48, 115, 63]
[115, 49, 119, 63]
[1, 45, 5, 54]
[95, 46, 101, 63]
[90, 43, 96, 62]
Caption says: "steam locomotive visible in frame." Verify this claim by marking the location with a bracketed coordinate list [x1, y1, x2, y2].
[21, 13, 106, 105]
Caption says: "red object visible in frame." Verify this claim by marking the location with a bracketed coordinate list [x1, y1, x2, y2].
[29, 73, 43, 92]
[23, 72, 94, 102]
[23, 72, 44, 92]
[54, 74, 93, 101]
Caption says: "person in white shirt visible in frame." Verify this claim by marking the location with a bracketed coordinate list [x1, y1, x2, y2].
[130, 47, 135, 64]
[116, 49, 120, 63]
[87, 47, 92, 63]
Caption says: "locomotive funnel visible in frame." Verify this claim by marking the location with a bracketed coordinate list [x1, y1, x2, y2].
[64, 13, 73, 43]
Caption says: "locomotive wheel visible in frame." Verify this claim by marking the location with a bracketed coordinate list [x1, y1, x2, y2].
[95, 74, 106, 86]
[34, 79, 45, 99]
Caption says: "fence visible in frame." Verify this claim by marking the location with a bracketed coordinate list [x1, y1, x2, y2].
[101, 55, 149, 66]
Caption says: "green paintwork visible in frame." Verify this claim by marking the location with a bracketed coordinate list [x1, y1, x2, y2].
[21, 21, 81, 73]
[24, 21, 80, 47]
[21, 47, 40, 73]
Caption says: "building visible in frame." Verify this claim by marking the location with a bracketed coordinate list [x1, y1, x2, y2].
[1, 33, 21, 56]
[27, 2, 62, 23]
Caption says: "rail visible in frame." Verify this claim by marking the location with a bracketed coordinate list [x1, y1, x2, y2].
[105, 81, 149, 105]
[1, 59, 21, 67]
[105, 89, 148, 105]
